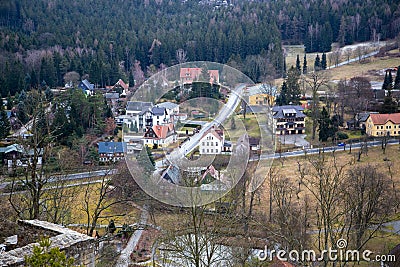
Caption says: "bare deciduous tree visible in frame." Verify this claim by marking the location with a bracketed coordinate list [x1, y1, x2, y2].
[176, 48, 188, 64]
[302, 71, 330, 140]
[344, 165, 398, 250]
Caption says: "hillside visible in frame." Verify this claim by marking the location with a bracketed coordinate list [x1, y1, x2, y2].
[0, 0, 399, 96]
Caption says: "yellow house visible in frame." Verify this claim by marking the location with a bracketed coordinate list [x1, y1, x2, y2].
[249, 94, 275, 106]
[246, 84, 276, 106]
[366, 113, 400, 137]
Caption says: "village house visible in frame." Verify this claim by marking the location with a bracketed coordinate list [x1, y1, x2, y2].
[143, 124, 177, 148]
[179, 67, 219, 85]
[0, 144, 42, 168]
[78, 79, 95, 95]
[156, 102, 179, 116]
[199, 127, 232, 155]
[112, 79, 129, 96]
[365, 113, 400, 137]
[98, 142, 126, 162]
[272, 105, 306, 135]
[245, 84, 276, 106]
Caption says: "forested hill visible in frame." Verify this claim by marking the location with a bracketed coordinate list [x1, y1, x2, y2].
[0, 0, 399, 96]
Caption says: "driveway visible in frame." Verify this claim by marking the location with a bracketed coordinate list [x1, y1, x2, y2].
[278, 134, 309, 148]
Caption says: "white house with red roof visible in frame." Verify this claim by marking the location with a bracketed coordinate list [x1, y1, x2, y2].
[179, 67, 220, 85]
[199, 127, 226, 155]
[143, 123, 177, 147]
[366, 113, 400, 137]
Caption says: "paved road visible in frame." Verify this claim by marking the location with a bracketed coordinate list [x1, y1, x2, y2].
[328, 51, 379, 69]
[115, 205, 149, 267]
[257, 139, 399, 160]
[0, 169, 118, 190]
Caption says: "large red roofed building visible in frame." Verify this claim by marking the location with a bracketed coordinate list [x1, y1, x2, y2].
[366, 113, 400, 137]
[180, 67, 219, 85]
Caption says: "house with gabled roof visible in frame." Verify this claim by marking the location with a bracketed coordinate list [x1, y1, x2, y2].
[272, 105, 306, 135]
[365, 113, 400, 137]
[98, 141, 126, 162]
[112, 79, 129, 96]
[143, 123, 177, 147]
[78, 79, 95, 95]
[0, 144, 43, 168]
[199, 127, 225, 155]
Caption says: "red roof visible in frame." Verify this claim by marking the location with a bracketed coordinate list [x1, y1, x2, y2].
[369, 113, 400, 125]
[152, 123, 174, 139]
[201, 127, 224, 142]
[114, 79, 128, 91]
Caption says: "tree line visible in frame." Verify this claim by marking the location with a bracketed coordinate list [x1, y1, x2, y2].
[0, 0, 399, 97]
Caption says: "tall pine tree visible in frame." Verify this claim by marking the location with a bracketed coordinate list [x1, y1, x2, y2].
[296, 54, 301, 73]
[321, 53, 327, 70]
[394, 66, 400, 89]
[303, 54, 307, 74]
[0, 102, 11, 139]
[314, 54, 321, 71]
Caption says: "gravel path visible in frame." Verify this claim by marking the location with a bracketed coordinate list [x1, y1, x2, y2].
[115, 205, 149, 267]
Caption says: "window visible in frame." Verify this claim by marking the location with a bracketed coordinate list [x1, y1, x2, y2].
[207, 142, 209, 146]
[211, 149, 213, 153]
[202, 142, 205, 146]
[202, 149, 205, 153]
[210, 142, 213, 146]
[207, 149, 209, 153]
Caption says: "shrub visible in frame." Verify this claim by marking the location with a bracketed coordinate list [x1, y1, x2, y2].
[337, 132, 349, 140]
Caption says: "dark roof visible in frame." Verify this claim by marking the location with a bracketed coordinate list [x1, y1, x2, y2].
[162, 165, 180, 184]
[98, 142, 126, 154]
[152, 106, 167, 116]
[223, 140, 232, 147]
[248, 137, 260, 146]
[79, 79, 94, 91]
[156, 102, 178, 110]
[272, 105, 304, 112]
[272, 105, 305, 119]
[105, 92, 120, 99]
[126, 101, 153, 112]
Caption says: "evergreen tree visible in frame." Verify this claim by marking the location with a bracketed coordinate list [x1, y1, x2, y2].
[314, 54, 321, 71]
[0, 102, 11, 139]
[382, 71, 389, 90]
[296, 54, 301, 73]
[7, 92, 13, 110]
[318, 106, 335, 142]
[388, 70, 393, 90]
[394, 66, 400, 89]
[381, 96, 397, 114]
[129, 71, 135, 88]
[321, 53, 327, 70]
[303, 54, 307, 74]
[283, 57, 287, 78]
[276, 81, 288, 106]
[285, 66, 301, 105]
[45, 87, 53, 102]
[25, 238, 75, 267]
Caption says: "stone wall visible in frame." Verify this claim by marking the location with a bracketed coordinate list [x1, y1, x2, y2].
[0, 220, 95, 266]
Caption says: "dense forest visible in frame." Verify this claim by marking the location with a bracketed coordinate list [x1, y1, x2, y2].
[0, 0, 399, 96]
